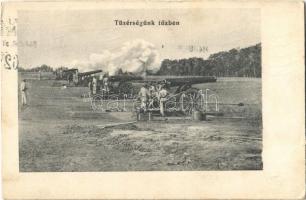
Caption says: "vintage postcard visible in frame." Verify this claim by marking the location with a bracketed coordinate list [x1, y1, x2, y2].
[1, 0, 305, 199]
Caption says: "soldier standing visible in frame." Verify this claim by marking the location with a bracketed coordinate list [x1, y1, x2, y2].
[159, 84, 168, 117]
[148, 83, 156, 109]
[88, 78, 93, 95]
[138, 84, 149, 112]
[102, 74, 109, 93]
[92, 76, 97, 95]
[20, 79, 27, 106]
[148, 83, 156, 97]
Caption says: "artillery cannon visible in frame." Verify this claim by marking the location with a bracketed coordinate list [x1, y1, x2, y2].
[55, 68, 103, 85]
[91, 75, 217, 115]
[55, 68, 78, 81]
[77, 70, 103, 86]
[143, 77, 217, 115]
[95, 75, 216, 98]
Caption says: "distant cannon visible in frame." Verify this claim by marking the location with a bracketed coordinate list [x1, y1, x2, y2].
[95, 74, 144, 98]
[77, 70, 103, 86]
[79, 70, 103, 77]
[60, 68, 79, 84]
[55, 68, 78, 80]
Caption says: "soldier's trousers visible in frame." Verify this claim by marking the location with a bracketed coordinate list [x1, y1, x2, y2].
[140, 97, 147, 112]
[21, 91, 27, 105]
[160, 99, 166, 116]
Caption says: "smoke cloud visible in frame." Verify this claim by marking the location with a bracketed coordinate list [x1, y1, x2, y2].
[71, 39, 160, 75]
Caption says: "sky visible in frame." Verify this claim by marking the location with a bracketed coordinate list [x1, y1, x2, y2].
[17, 8, 260, 70]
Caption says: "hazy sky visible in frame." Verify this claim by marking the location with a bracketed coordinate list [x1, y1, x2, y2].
[18, 8, 260, 69]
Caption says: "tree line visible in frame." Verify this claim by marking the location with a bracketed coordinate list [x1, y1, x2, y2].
[19, 43, 261, 78]
[156, 43, 261, 77]
[19, 64, 54, 72]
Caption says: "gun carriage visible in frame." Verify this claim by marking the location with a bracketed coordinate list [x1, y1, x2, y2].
[91, 75, 217, 115]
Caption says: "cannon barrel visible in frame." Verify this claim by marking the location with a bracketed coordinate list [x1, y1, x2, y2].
[79, 70, 102, 76]
[165, 76, 217, 87]
[109, 75, 144, 82]
[63, 68, 78, 72]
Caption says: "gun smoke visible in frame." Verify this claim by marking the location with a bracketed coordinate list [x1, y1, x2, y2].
[71, 39, 160, 75]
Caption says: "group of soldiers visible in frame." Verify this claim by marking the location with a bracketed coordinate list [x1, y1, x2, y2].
[88, 75, 109, 95]
[20, 75, 170, 117]
[138, 81, 169, 117]
[86, 74, 170, 116]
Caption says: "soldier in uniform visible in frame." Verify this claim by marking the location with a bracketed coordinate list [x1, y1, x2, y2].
[20, 79, 28, 106]
[159, 84, 168, 117]
[88, 77, 93, 95]
[92, 76, 97, 95]
[138, 84, 149, 112]
[102, 74, 109, 93]
[148, 83, 157, 109]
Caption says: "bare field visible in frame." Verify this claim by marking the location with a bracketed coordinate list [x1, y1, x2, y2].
[19, 78, 262, 171]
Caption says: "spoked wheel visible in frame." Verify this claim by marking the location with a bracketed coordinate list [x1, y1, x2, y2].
[180, 94, 193, 115]
[185, 88, 204, 112]
[165, 96, 178, 112]
[180, 88, 203, 115]
[91, 94, 105, 111]
[148, 96, 160, 110]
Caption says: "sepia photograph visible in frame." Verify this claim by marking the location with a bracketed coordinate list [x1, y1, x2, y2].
[1, 1, 305, 199]
[16, 8, 263, 172]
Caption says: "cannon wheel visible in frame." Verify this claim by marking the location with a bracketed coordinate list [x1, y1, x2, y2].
[91, 94, 104, 111]
[185, 87, 200, 97]
[180, 88, 203, 115]
[164, 96, 178, 112]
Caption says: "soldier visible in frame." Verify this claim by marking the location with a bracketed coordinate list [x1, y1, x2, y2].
[159, 84, 168, 117]
[156, 81, 162, 92]
[148, 83, 156, 97]
[148, 83, 157, 109]
[92, 76, 97, 95]
[68, 74, 73, 85]
[138, 84, 149, 112]
[73, 72, 78, 85]
[20, 79, 28, 106]
[88, 77, 93, 95]
[102, 74, 109, 93]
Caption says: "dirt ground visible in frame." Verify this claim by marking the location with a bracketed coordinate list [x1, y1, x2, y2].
[19, 79, 262, 171]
